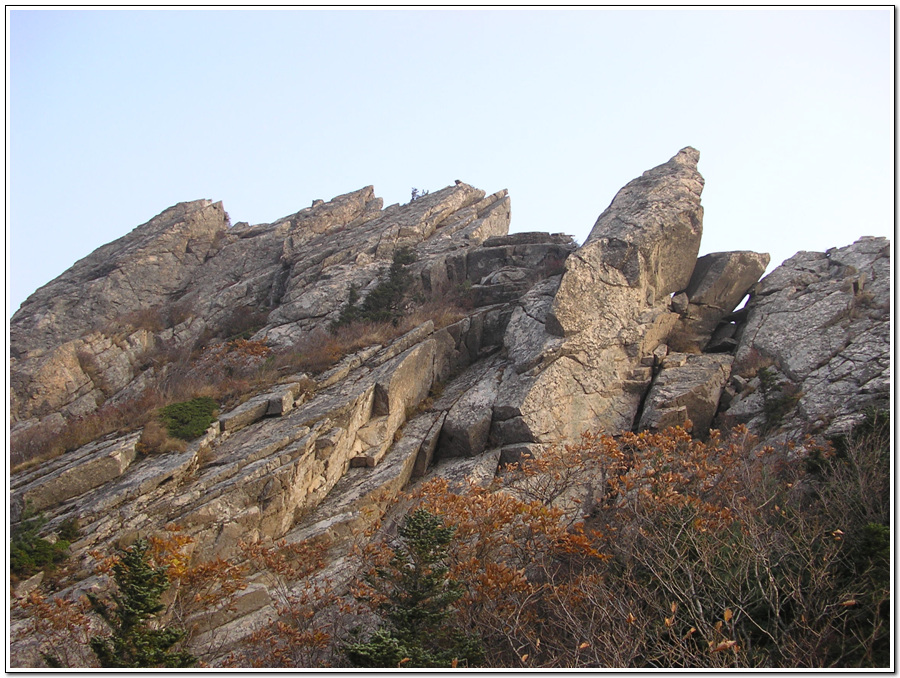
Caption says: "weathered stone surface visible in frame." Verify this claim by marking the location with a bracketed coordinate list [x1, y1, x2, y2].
[12, 200, 229, 353]
[219, 397, 270, 432]
[429, 448, 503, 490]
[550, 146, 704, 341]
[13, 571, 45, 599]
[10, 180, 512, 427]
[671, 250, 770, 348]
[436, 361, 502, 459]
[498, 148, 704, 443]
[638, 353, 733, 433]
[684, 251, 770, 311]
[265, 381, 308, 416]
[8, 152, 889, 667]
[720, 237, 890, 437]
[14, 433, 140, 514]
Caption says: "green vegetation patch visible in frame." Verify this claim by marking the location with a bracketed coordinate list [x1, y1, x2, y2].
[10, 506, 76, 579]
[159, 397, 219, 441]
[332, 247, 416, 330]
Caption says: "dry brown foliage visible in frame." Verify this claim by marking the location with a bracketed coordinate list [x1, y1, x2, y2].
[13, 526, 249, 668]
[136, 418, 187, 455]
[13, 417, 889, 668]
[351, 422, 889, 668]
[11, 291, 472, 470]
[11, 390, 165, 472]
[225, 538, 364, 668]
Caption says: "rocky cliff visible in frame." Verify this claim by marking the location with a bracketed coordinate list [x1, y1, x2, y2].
[9, 148, 890, 665]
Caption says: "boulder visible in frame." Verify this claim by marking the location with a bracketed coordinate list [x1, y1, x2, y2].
[638, 353, 734, 433]
[672, 250, 770, 348]
[219, 397, 270, 433]
[436, 362, 502, 459]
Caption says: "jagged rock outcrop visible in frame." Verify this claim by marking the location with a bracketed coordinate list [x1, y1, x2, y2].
[718, 236, 890, 439]
[9, 148, 889, 667]
[670, 250, 770, 352]
[489, 146, 706, 445]
[9, 183, 512, 430]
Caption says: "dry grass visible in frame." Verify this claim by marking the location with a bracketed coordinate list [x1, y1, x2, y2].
[402, 299, 468, 331]
[11, 298, 473, 473]
[10, 391, 165, 473]
[136, 418, 188, 455]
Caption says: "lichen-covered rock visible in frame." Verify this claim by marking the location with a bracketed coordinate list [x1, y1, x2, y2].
[720, 236, 890, 438]
[436, 361, 503, 459]
[12, 432, 141, 515]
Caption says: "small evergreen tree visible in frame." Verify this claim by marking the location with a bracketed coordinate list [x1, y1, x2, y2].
[10, 503, 71, 579]
[344, 509, 483, 668]
[88, 539, 196, 668]
[332, 247, 417, 329]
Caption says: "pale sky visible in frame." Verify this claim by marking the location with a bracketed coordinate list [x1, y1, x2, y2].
[7, 7, 894, 315]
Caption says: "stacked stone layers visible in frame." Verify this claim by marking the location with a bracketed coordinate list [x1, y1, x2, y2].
[9, 148, 889, 666]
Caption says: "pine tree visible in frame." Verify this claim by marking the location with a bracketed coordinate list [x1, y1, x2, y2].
[88, 538, 196, 668]
[10, 503, 72, 578]
[344, 509, 483, 668]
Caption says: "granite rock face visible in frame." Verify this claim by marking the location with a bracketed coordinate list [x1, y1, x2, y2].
[719, 236, 890, 439]
[9, 149, 889, 667]
[494, 147, 707, 443]
[671, 250, 770, 351]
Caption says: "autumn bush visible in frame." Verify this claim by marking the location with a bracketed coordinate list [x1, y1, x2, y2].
[136, 418, 187, 455]
[14, 527, 249, 668]
[224, 538, 363, 668]
[13, 413, 889, 668]
[351, 415, 890, 668]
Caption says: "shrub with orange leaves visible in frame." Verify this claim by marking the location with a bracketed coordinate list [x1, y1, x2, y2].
[12, 526, 249, 668]
[355, 416, 890, 669]
[13, 412, 889, 669]
[13, 591, 98, 668]
[225, 537, 364, 668]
